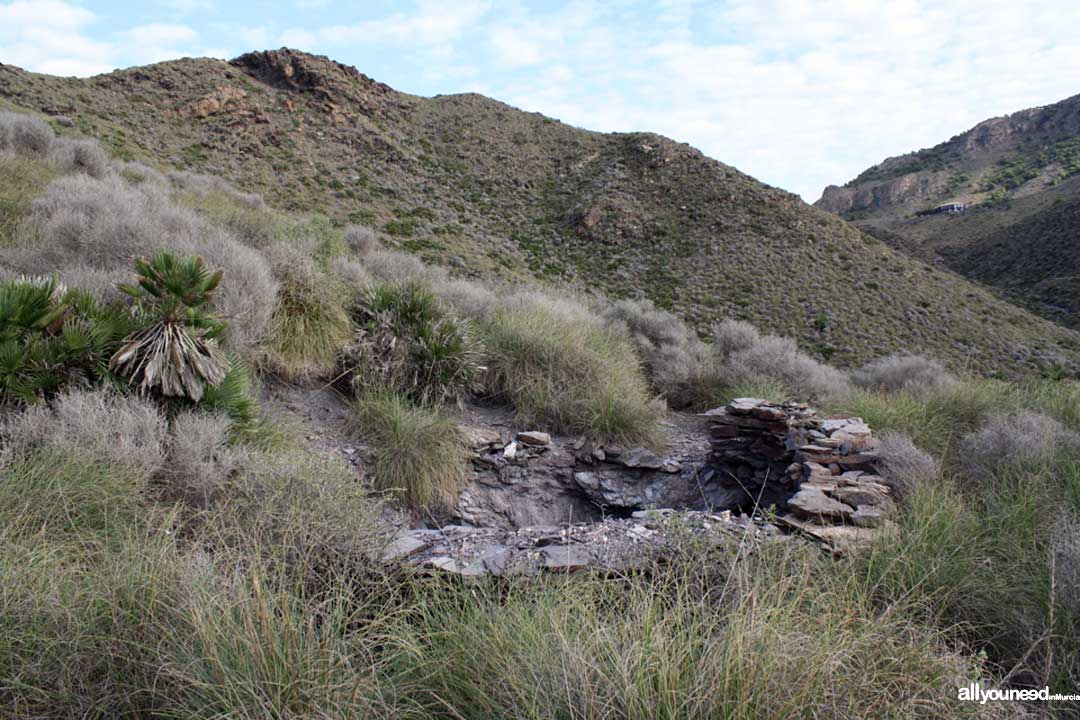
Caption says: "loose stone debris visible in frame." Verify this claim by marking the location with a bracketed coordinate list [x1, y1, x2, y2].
[384, 509, 784, 577]
[386, 400, 896, 574]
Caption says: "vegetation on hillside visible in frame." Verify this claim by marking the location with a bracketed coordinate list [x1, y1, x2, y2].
[818, 93, 1080, 335]
[0, 108, 1078, 718]
[2, 56, 1078, 378]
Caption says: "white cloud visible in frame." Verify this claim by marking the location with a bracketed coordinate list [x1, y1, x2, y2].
[3, 0, 1080, 200]
[121, 23, 199, 65]
[0, 0, 113, 75]
[277, 0, 490, 55]
[156, 0, 215, 11]
[474, 0, 1080, 199]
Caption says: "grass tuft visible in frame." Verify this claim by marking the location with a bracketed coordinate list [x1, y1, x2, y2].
[348, 391, 468, 509]
[482, 293, 664, 445]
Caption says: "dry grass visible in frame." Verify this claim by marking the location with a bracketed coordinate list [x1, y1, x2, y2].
[347, 392, 468, 509]
[482, 292, 664, 445]
[712, 319, 852, 403]
[7, 172, 278, 354]
[261, 242, 352, 379]
[852, 353, 959, 396]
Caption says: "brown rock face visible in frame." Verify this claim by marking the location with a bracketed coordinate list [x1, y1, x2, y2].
[231, 48, 395, 116]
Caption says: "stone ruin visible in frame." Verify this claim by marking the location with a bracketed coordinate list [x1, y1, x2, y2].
[703, 397, 894, 549]
[383, 399, 894, 576]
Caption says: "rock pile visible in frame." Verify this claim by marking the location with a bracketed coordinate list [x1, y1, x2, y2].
[702, 398, 894, 549]
[383, 509, 784, 577]
[456, 425, 697, 530]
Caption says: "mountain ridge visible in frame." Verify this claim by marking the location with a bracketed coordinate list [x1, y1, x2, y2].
[814, 93, 1080, 328]
[3, 48, 1079, 376]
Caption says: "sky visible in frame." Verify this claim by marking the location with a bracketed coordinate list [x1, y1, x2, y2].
[2, 1, 1080, 200]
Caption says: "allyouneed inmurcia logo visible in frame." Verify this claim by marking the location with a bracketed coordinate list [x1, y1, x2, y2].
[958, 682, 1080, 703]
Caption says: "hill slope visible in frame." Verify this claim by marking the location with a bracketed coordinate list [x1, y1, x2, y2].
[815, 93, 1080, 327]
[2, 48, 1079, 376]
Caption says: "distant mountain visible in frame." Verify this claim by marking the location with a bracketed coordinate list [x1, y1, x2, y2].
[816, 93, 1080, 327]
[2, 48, 1079, 376]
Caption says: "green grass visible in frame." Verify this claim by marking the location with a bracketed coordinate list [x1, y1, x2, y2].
[0, 155, 55, 245]
[348, 392, 468, 509]
[5, 375, 1080, 717]
[384, 542, 982, 720]
[263, 267, 352, 380]
[0, 451, 148, 538]
[481, 297, 664, 445]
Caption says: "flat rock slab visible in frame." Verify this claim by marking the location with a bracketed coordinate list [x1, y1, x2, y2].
[788, 487, 855, 520]
[389, 511, 786, 578]
[517, 431, 552, 446]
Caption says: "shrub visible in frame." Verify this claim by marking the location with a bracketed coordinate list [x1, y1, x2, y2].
[839, 379, 1013, 460]
[344, 224, 380, 255]
[602, 297, 720, 409]
[47, 137, 108, 179]
[363, 249, 429, 283]
[115, 160, 168, 186]
[332, 256, 372, 290]
[959, 411, 1077, 479]
[1, 387, 167, 478]
[159, 410, 247, 507]
[0, 112, 110, 179]
[482, 292, 664, 444]
[429, 275, 499, 320]
[168, 169, 267, 210]
[0, 111, 53, 157]
[340, 281, 483, 406]
[110, 252, 229, 401]
[348, 392, 467, 509]
[851, 353, 959, 396]
[8, 173, 277, 355]
[262, 243, 351, 379]
[875, 431, 940, 497]
[0, 276, 128, 404]
[711, 319, 852, 403]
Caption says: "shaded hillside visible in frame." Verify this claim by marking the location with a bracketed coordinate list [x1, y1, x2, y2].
[2, 48, 1079, 375]
[816, 93, 1080, 326]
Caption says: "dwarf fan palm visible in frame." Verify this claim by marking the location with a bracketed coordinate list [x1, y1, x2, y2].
[0, 277, 126, 403]
[110, 252, 228, 401]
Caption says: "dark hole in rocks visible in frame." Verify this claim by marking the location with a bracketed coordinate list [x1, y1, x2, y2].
[451, 399, 891, 534]
[389, 401, 894, 576]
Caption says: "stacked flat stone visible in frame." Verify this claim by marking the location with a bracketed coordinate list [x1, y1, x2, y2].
[701, 398, 818, 509]
[701, 398, 893, 533]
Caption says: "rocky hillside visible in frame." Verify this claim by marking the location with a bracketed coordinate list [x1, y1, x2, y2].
[3, 49, 1080, 375]
[815, 93, 1080, 327]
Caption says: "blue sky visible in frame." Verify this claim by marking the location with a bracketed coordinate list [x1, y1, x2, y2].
[3, 1, 1080, 200]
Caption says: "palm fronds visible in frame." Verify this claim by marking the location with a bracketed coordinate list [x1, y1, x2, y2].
[110, 251, 229, 401]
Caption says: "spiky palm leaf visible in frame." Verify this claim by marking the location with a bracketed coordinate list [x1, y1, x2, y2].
[0, 277, 128, 404]
[111, 251, 229, 401]
[110, 322, 227, 401]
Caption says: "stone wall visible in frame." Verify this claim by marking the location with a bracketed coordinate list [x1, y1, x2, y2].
[702, 398, 894, 546]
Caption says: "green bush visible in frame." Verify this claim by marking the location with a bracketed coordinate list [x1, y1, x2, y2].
[348, 392, 467, 509]
[262, 244, 352, 380]
[0, 155, 55, 245]
[340, 281, 482, 406]
[0, 276, 128, 404]
[482, 294, 663, 445]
